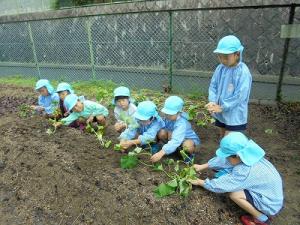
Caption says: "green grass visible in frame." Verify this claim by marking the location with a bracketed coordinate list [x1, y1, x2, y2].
[0, 75, 38, 87]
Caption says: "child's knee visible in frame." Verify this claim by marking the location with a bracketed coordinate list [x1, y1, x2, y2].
[182, 139, 195, 153]
[96, 115, 106, 125]
[158, 129, 168, 140]
[229, 191, 245, 201]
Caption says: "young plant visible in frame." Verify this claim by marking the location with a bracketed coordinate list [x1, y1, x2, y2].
[119, 112, 139, 129]
[187, 104, 215, 127]
[18, 104, 34, 118]
[120, 146, 152, 169]
[46, 118, 59, 135]
[118, 143, 198, 198]
[85, 123, 111, 149]
[153, 160, 198, 198]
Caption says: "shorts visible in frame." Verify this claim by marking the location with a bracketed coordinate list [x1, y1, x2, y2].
[244, 190, 256, 209]
[215, 119, 247, 131]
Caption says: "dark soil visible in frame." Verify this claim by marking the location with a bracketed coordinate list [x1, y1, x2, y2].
[0, 84, 299, 225]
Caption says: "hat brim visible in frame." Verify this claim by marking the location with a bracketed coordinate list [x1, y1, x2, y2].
[213, 49, 236, 54]
[161, 107, 178, 115]
[216, 148, 231, 158]
[134, 112, 150, 121]
[35, 84, 44, 90]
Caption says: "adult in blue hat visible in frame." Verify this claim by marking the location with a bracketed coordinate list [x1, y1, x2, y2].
[118, 101, 165, 151]
[150, 96, 200, 164]
[189, 132, 283, 225]
[31, 79, 59, 116]
[205, 35, 252, 139]
[112, 86, 137, 132]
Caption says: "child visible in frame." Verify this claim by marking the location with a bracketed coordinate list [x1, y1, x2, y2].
[150, 96, 200, 163]
[56, 82, 75, 118]
[54, 94, 108, 128]
[119, 101, 164, 151]
[189, 132, 283, 225]
[112, 86, 137, 132]
[31, 79, 59, 117]
[206, 35, 252, 138]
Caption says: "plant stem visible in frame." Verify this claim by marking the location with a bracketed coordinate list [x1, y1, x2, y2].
[138, 160, 153, 168]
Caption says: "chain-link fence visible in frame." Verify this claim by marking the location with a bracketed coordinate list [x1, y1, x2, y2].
[0, 0, 151, 16]
[0, 4, 299, 101]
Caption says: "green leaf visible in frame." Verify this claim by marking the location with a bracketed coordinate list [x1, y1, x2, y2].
[128, 151, 136, 156]
[114, 144, 121, 151]
[180, 150, 189, 161]
[174, 161, 180, 172]
[104, 140, 111, 148]
[164, 158, 175, 165]
[167, 179, 178, 188]
[153, 182, 176, 198]
[133, 147, 143, 154]
[196, 120, 206, 127]
[46, 128, 54, 135]
[179, 179, 191, 197]
[120, 155, 138, 169]
[265, 129, 273, 134]
[85, 123, 94, 133]
[153, 163, 164, 172]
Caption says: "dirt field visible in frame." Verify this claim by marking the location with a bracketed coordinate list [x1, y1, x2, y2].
[0, 83, 299, 225]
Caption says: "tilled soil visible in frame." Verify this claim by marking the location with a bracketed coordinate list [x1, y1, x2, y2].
[0, 84, 299, 225]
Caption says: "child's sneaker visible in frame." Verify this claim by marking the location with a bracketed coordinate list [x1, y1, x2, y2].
[240, 215, 271, 225]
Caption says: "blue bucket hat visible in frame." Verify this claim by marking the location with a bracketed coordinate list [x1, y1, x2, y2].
[63, 94, 79, 112]
[112, 86, 133, 104]
[56, 82, 74, 94]
[134, 101, 158, 121]
[216, 132, 265, 166]
[213, 35, 244, 55]
[35, 79, 54, 94]
[161, 96, 184, 115]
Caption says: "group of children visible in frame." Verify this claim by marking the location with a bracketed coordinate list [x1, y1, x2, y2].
[31, 35, 283, 225]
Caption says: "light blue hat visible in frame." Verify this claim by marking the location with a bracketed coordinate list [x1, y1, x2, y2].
[216, 132, 265, 166]
[161, 96, 184, 115]
[63, 94, 79, 112]
[112, 86, 133, 104]
[35, 79, 54, 94]
[134, 101, 158, 121]
[56, 82, 74, 94]
[213, 35, 244, 54]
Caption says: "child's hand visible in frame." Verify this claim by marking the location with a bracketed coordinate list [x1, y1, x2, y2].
[114, 122, 125, 132]
[193, 163, 208, 172]
[86, 115, 94, 124]
[120, 140, 133, 150]
[150, 150, 165, 163]
[187, 178, 204, 186]
[54, 122, 62, 128]
[205, 102, 216, 110]
[210, 104, 222, 113]
[31, 105, 44, 112]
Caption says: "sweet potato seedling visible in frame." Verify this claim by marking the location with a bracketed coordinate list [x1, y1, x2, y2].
[18, 104, 34, 118]
[85, 123, 111, 149]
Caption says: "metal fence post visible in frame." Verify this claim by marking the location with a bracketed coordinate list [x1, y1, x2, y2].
[27, 22, 41, 78]
[168, 11, 174, 92]
[85, 18, 96, 80]
[276, 4, 296, 102]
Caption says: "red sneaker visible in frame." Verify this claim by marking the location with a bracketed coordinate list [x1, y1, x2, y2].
[240, 215, 271, 225]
